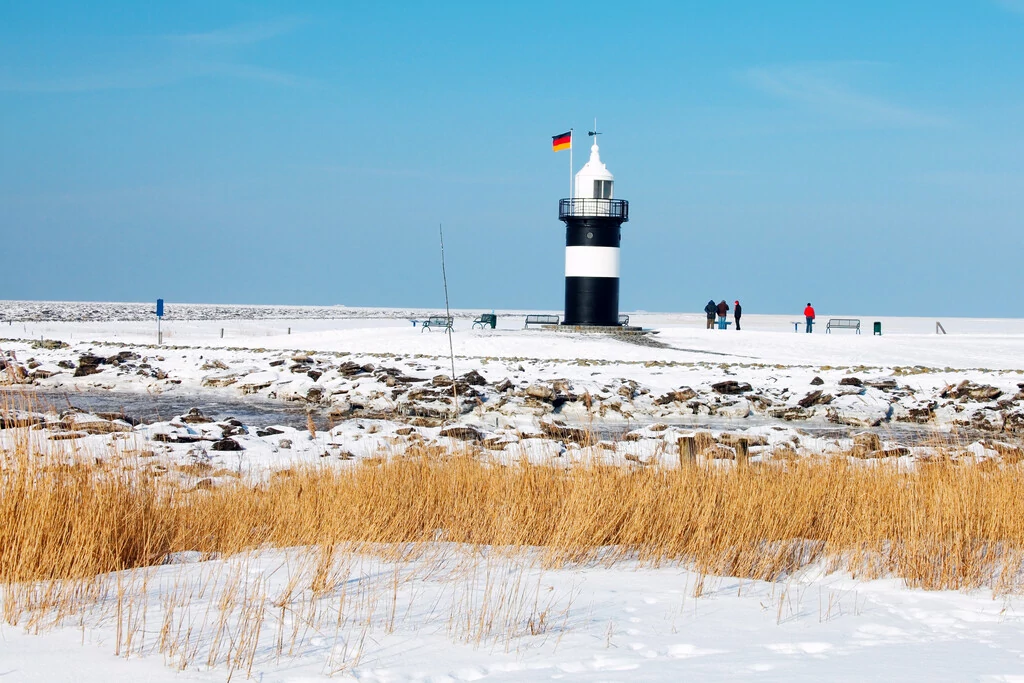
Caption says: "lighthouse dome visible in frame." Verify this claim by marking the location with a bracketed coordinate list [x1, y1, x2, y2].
[574, 140, 614, 199]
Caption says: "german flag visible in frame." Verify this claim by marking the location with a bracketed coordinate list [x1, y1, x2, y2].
[552, 131, 571, 152]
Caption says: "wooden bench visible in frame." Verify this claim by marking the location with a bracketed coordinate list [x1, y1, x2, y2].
[618, 314, 629, 326]
[524, 314, 559, 328]
[472, 313, 497, 329]
[421, 316, 453, 332]
[826, 318, 860, 334]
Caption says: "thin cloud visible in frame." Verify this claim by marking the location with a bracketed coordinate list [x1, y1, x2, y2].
[168, 17, 306, 47]
[0, 18, 311, 93]
[0, 62, 311, 92]
[994, 0, 1024, 16]
[744, 62, 947, 128]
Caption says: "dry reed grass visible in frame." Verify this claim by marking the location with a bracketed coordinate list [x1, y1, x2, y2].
[3, 433, 1024, 593]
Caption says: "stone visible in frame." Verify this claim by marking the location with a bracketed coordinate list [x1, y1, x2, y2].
[525, 384, 555, 401]
[211, 437, 243, 451]
[798, 390, 833, 408]
[941, 380, 1002, 402]
[712, 381, 752, 395]
[31, 339, 69, 350]
[57, 360, 74, 369]
[307, 369, 323, 382]
[865, 378, 898, 390]
[495, 378, 513, 392]
[839, 377, 864, 387]
[256, 426, 284, 437]
[74, 354, 105, 377]
[540, 421, 592, 445]
[810, 376, 824, 386]
[460, 370, 488, 386]
[439, 426, 483, 441]
[278, 439, 292, 449]
[853, 432, 882, 452]
[181, 408, 212, 424]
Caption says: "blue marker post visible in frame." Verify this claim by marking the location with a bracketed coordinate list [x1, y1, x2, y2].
[155, 298, 164, 345]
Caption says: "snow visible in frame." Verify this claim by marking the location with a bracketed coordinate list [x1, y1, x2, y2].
[3, 302, 1024, 680]
[4, 549, 1024, 681]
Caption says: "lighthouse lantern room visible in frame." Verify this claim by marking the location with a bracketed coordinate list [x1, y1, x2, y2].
[558, 136, 629, 326]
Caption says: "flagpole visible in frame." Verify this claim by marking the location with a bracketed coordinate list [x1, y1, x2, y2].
[569, 128, 574, 198]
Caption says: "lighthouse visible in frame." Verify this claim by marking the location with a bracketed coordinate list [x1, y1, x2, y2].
[558, 136, 629, 326]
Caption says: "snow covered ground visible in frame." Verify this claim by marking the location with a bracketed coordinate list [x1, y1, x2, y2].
[5, 548, 1024, 682]
[4, 301, 1024, 680]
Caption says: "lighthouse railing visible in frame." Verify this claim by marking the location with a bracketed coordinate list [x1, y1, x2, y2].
[558, 198, 629, 221]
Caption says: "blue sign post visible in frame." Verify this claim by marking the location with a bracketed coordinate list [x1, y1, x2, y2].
[155, 298, 164, 345]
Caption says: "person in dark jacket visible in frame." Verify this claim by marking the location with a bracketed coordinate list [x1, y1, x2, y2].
[704, 299, 716, 329]
[734, 300, 742, 331]
[716, 300, 729, 329]
[804, 303, 815, 333]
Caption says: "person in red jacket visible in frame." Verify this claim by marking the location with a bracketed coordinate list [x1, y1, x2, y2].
[804, 303, 815, 333]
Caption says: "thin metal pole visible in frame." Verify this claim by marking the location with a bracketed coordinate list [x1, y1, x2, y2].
[439, 222, 458, 420]
[569, 128, 574, 197]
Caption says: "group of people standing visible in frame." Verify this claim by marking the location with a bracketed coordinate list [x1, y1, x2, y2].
[702, 301, 817, 332]
[704, 299, 742, 330]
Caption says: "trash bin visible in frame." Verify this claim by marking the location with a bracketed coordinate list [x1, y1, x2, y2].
[873, 321, 882, 336]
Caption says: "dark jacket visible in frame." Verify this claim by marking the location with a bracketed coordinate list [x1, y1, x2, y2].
[704, 300, 716, 317]
[734, 303, 742, 318]
[716, 300, 729, 317]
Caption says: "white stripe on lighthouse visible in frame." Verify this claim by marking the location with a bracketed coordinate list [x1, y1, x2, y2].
[564, 246, 620, 278]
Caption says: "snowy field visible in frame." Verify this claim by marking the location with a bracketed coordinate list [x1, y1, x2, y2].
[6, 549, 1024, 683]
[4, 301, 1024, 681]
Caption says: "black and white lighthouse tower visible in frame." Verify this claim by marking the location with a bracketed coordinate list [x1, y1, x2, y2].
[558, 136, 629, 326]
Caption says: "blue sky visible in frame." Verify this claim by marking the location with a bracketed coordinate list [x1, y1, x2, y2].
[2, 1, 1023, 317]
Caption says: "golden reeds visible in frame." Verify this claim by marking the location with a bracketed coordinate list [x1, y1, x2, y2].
[3, 439, 1024, 592]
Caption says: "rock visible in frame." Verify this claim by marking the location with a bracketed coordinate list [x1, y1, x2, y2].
[181, 408, 212, 424]
[49, 432, 86, 440]
[810, 376, 824, 386]
[941, 380, 1002, 402]
[74, 354, 105, 377]
[256, 426, 284, 437]
[839, 377, 864, 387]
[460, 370, 487, 386]
[716, 399, 751, 418]
[151, 432, 203, 444]
[278, 439, 292, 449]
[220, 423, 246, 437]
[31, 339, 69, 350]
[853, 432, 882, 452]
[719, 433, 768, 447]
[798, 390, 833, 408]
[307, 369, 323, 382]
[202, 375, 238, 388]
[525, 384, 555, 401]
[211, 437, 243, 451]
[338, 361, 370, 376]
[540, 421, 592, 445]
[439, 426, 483, 441]
[712, 381, 752, 395]
[865, 378, 898, 390]
[768, 406, 810, 421]
[1004, 412, 1024, 433]
[495, 378, 513, 392]
[655, 387, 697, 405]
[57, 360, 75, 369]
[201, 359, 229, 371]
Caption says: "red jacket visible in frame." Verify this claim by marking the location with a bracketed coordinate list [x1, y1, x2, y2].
[804, 306, 815, 319]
